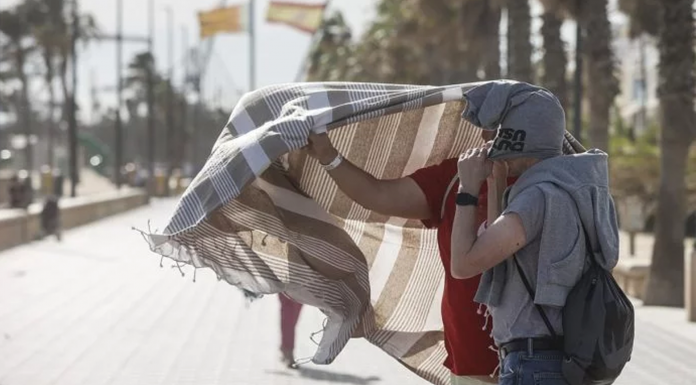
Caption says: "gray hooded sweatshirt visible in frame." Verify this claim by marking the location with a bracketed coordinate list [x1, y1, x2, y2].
[473, 149, 620, 344]
[459, 79, 619, 344]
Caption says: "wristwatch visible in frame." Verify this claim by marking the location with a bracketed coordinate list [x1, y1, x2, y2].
[455, 192, 479, 207]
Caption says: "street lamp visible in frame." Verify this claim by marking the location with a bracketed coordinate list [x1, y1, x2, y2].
[115, 0, 124, 189]
[93, 0, 155, 194]
[164, 6, 174, 195]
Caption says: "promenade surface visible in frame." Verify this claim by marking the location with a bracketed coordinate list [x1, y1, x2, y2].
[1, 199, 695, 385]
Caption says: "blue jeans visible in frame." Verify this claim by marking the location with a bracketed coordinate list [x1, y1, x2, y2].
[498, 350, 569, 385]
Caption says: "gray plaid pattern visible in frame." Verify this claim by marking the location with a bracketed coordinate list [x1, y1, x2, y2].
[164, 83, 467, 236]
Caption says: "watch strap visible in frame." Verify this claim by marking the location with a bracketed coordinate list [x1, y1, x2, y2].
[455, 192, 479, 206]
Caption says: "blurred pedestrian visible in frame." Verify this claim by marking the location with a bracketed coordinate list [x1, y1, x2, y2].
[40, 195, 62, 241]
[279, 293, 302, 368]
[9, 174, 27, 209]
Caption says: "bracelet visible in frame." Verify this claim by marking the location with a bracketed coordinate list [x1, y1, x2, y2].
[321, 154, 344, 171]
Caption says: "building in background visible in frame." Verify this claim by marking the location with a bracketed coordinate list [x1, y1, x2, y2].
[615, 20, 660, 136]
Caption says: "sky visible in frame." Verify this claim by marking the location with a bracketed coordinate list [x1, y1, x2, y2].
[73, 0, 378, 112]
[0, 0, 377, 122]
[1, 0, 626, 123]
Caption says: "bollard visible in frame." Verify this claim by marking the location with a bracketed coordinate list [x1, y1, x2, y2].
[124, 163, 137, 186]
[154, 170, 167, 197]
[168, 176, 177, 195]
[52, 170, 64, 198]
[40, 166, 53, 196]
[688, 241, 696, 323]
[175, 175, 188, 195]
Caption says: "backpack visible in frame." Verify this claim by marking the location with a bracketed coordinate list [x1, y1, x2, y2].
[514, 215, 635, 385]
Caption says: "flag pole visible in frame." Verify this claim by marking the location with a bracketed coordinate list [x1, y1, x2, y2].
[115, 0, 124, 189]
[293, 0, 331, 82]
[249, 0, 256, 91]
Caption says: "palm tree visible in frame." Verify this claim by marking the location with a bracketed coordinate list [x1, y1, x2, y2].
[306, 11, 354, 82]
[482, 1, 503, 80]
[125, 51, 202, 170]
[306, 0, 504, 86]
[618, 0, 660, 38]
[56, 7, 99, 129]
[642, 0, 695, 306]
[539, 0, 568, 108]
[506, 0, 533, 82]
[580, 0, 618, 151]
[347, 0, 502, 85]
[0, 5, 37, 172]
[125, 51, 167, 164]
[448, 0, 480, 83]
[376, 0, 435, 84]
[617, 0, 660, 139]
[125, 52, 162, 106]
[454, 0, 503, 82]
[346, 0, 431, 84]
[0, 0, 100, 171]
[29, 0, 69, 169]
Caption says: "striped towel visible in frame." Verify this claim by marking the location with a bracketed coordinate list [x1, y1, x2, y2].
[143, 82, 584, 385]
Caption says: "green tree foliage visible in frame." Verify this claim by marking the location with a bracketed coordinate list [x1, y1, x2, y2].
[306, 0, 503, 84]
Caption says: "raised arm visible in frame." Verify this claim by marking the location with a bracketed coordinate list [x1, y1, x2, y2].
[451, 147, 526, 279]
[486, 162, 509, 225]
[305, 132, 431, 220]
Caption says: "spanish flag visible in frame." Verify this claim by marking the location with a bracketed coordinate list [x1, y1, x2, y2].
[198, 5, 248, 39]
[266, 1, 326, 34]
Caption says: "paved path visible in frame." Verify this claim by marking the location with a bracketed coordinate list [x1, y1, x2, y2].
[1, 200, 695, 385]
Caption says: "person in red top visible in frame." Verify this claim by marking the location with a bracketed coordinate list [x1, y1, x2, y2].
[305, 130, 515, 384]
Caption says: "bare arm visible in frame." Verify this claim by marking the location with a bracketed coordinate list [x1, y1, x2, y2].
[451, 147, 525, 279]
[451, 205, 527, 279]
[486, 162, 509, 226]
[306, 133, 431, 220]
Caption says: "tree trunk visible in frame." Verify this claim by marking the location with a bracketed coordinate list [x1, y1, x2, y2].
[540, 10, 567, 109]
[179, 97, 188, 172]
[447, 2, 479, 84]
[16, 44, 33, 173]
[425, 43, 444, 85]
[643, 0, 695, 307]
[581, 0, 617, 152]
[506, 0, 533, 82]
[450, 54, 480, 83]
[44, 48, 56, 169]
[59, 49, 71, 126]
[483, 4, 502, 80]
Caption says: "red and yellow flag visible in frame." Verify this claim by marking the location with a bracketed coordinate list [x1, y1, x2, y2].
[266, 1, 326, 34]
[198, 5, 249, 39]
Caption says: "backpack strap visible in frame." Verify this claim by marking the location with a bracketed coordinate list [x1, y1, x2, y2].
[512, 191, 598, 340]
[577, 218, 598, 268]
[507, 185, 559, 339]
[552, 182, 599, 266]
[513, 256, 558, 339]
[440, 175, 460, 221]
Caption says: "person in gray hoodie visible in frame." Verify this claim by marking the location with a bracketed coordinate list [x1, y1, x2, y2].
[450, 80, 619, 385]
